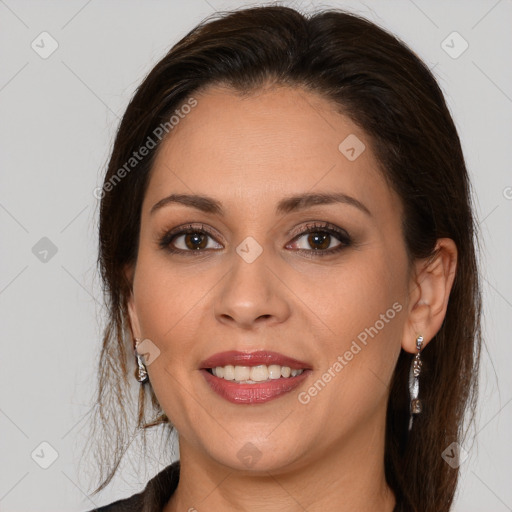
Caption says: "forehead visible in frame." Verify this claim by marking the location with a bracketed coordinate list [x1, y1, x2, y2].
[144, 84, 398, 220]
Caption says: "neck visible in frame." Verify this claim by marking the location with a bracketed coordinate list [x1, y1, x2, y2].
[163, 417, 395, 512]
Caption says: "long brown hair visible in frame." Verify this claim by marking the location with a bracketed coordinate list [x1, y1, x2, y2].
[90, 6, 482, 511]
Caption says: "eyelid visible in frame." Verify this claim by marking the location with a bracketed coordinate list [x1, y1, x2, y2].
[287, 221, 350, 241]
[160, 222, 223, 241]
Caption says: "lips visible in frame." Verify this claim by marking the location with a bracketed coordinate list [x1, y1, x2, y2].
[199, 350, 311, 370]
[199, 350, 312, 404]
[201, 369, 310, 404]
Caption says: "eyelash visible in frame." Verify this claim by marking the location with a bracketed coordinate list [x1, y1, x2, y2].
[158, 222, 352, 258]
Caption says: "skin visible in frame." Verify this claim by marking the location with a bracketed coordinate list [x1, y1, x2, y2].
[126, 84, 457, 512]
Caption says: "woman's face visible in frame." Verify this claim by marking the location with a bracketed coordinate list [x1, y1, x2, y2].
[127, 84, 413, 473]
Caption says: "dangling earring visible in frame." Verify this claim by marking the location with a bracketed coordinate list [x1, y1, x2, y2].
[408, 335, 423, 431]
[134, 338, 149, 383]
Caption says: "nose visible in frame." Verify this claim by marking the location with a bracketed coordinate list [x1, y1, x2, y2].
[214, 251, 291, 330]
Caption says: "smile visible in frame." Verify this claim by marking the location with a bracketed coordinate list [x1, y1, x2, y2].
[199, 351, 311, 404]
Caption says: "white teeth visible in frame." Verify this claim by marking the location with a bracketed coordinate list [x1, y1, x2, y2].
[268, 365, 281, 380]
[211, 364, 304, 383]
[223, 365, 235, 381]
[234, 366, 250, 381]
[251, 365, 269, 382]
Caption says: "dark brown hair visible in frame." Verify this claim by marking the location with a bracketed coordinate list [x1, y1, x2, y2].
[90, 6, 481, 511]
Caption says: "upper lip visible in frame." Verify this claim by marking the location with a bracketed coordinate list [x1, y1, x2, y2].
[200, 350, 311, 370]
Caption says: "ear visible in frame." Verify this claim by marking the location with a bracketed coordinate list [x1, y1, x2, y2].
[124, 264, 142, 346]
[401, 238, 458, 353]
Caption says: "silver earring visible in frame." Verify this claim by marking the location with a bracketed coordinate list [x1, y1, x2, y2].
[134, 338, 149, 383]
[408, 335, 423, 431]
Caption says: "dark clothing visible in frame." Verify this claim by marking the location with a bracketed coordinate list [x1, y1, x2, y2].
[89, 461, 180, 512]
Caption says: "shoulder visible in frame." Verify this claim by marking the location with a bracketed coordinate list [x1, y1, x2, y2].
[85, 460, 180, 512]
[89, 493, 143, 512]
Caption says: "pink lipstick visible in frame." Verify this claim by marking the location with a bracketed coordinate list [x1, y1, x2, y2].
[199, 350, 311, 404]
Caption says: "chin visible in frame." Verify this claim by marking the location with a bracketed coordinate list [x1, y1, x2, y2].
[203, 435, 306, 474]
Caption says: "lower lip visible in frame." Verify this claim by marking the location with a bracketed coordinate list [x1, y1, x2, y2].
[201, 369, 310, 404]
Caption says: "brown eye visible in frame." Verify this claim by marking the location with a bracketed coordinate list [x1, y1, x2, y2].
[171, 231, 222, 251]
[285, 222, 352, 256]
[158, 224, 224, 254]
[291, 230, 342, 251]
[183, 232, 208, 250]
[306, 232, 334, 250]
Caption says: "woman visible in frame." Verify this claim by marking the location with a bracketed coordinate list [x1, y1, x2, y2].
[88, 5, 481, 512]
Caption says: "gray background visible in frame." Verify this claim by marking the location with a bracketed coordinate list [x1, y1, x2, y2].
[0, 0, 511, 510]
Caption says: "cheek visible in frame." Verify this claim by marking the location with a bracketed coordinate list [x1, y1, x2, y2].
[308, 248, 406, 393]
[131, 248, 221, 365]
[309, 248, 405, 335]
[134, 241, 193, 321]
[131, 252, 213, 428]
[297, 273, 404, 435]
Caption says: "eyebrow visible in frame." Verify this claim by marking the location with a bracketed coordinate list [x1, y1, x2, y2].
[150, 192, 371, 217]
